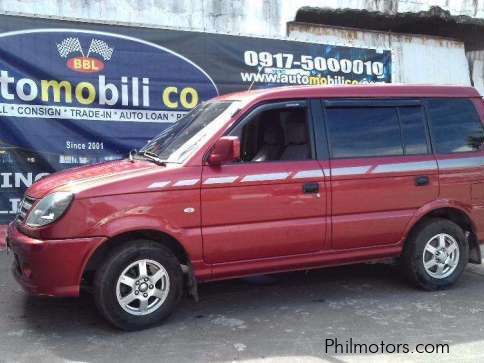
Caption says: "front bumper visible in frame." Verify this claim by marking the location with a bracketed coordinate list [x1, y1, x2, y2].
[6, 222, 105, 297]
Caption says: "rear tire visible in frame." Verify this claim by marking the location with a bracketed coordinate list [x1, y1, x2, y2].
[402, 218, 468, 290]
[93, 240, 183, 331]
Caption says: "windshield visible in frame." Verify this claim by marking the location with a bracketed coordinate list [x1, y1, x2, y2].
[140, 100, 239, 163]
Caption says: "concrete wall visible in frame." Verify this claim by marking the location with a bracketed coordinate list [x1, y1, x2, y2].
[0, 0, 482, 38]
[288, 23, 472, 88]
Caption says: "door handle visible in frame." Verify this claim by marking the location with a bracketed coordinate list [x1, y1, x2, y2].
[415, 176, 429, 186]
[303, 182, 319, 194]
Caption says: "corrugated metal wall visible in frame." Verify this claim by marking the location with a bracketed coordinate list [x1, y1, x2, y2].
[288, 23, 473, 89]
[467, 50, 484, 95]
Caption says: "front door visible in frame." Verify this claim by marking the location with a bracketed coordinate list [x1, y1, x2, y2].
[201, 100, 327, 264]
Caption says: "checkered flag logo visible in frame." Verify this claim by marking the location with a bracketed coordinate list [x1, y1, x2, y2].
[56, 37, 84, 58]
[87, 39, 114, 61]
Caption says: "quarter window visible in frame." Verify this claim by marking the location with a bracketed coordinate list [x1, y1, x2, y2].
[427, 99, 484, 154]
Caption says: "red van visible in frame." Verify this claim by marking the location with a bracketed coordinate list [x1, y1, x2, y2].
[6, 85, 484, 330]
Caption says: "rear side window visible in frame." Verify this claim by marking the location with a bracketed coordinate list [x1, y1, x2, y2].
[326, 107, 405, 158]
[427, 99, 484, 153]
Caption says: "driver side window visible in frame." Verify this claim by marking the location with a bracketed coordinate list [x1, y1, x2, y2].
[232, 103, 312, 162]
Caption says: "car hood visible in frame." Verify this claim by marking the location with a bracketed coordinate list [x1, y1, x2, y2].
[27, 159, 164, 199]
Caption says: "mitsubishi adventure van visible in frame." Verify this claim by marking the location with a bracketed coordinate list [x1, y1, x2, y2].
[7, 84, 484, 330]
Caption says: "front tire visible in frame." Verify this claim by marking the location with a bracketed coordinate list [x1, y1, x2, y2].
[402, 218, 468, 290]
[94, 240, 183, 330]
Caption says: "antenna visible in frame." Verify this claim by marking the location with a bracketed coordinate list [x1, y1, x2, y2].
[248, 66, 264, 91]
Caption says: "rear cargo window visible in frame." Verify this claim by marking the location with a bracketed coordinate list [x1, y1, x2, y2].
[427, 99, 484, 154]
[326, 107, 403, 158]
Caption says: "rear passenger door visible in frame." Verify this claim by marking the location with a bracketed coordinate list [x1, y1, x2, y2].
[322, 100, 439, 250]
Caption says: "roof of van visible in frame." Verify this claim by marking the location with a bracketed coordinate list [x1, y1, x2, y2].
[216, 84, 481, 103]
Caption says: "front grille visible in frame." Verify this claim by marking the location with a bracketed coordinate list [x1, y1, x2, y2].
[16, 196, 36, 223]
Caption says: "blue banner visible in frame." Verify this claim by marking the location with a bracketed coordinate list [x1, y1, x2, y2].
[0, 14, 391, 223]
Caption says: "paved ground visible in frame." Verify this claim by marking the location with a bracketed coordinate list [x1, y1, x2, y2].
[1, 251, 484, 363]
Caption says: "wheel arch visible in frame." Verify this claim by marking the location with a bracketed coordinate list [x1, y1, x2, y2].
[81, 229, 190, 288]
[404, 206, 480, 263]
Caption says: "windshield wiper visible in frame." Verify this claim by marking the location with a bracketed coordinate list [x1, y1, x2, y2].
[141, 150, 168, 166]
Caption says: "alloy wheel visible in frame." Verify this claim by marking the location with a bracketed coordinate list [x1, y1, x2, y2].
[422, 233, 460, 279]
[116, 259, 170, 316]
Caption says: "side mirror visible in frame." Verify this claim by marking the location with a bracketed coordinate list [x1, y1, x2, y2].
[208, 136, 240, 166]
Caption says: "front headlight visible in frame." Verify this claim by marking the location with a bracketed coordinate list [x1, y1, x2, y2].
[26, 192, 73, 227]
